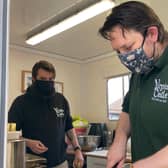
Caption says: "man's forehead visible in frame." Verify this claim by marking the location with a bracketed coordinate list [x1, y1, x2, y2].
[37, 69, 53, 76]
[108, 26, 125, 40]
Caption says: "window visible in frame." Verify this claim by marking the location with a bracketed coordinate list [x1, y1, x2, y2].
[107, 74, 130, 120]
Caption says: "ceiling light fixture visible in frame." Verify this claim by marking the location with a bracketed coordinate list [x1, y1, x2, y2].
[26, 0, 115, 45]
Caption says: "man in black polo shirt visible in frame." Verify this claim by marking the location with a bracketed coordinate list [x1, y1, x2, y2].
[8, 60, 83, 168]
[99, 1, 168, 168]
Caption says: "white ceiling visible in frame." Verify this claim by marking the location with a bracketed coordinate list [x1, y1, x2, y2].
[10, 0, 168, 62]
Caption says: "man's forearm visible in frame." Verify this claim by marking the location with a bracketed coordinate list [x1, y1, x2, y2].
[20, 136, 29, 145]
[113, 112, 131, 147]
[66, 128, 80, 148]
[24, 138, 34, 146]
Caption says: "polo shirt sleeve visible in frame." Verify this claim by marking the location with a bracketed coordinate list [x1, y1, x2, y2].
[8, 96, 24, 130]
[64, 98, 73, 132]
[122, 91, 130, 113]
[122, 74, 134, 113]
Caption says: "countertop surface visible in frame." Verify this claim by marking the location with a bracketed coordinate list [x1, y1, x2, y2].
[85, 149, 108, 157]
[66, 148, 132, 162]
[86, 150, 131, 158]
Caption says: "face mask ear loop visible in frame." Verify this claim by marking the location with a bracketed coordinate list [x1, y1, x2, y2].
[152, 42, 156, 60]
[144, 28, 156, 60]
[141, 29, 148, 48]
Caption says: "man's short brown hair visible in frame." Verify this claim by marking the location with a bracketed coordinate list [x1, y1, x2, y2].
[32, 60, 56, 79]
[99, 1, 166, 43]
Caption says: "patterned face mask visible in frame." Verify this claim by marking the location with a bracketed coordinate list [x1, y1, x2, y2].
[118, 43, 155, 74]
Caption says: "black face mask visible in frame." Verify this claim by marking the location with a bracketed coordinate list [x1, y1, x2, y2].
[34, 80, 55, 96]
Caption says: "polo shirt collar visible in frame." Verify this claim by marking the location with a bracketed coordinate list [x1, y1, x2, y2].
[154, 46, 168, 69]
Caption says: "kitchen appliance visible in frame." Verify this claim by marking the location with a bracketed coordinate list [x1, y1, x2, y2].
[77, 135, 100, 151]
[88, 123, 108, 147]
[7, 139, 26, 168]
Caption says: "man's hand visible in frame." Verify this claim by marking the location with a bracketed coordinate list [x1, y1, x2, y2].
[106, 112, 131, 168]
[73, 149, 84, 168]
[106, 142, 126, 168]
[66, 128, 84, 167]
[26, 139, 48, 154]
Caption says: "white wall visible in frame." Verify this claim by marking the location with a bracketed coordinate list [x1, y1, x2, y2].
[8, 47, 129, 130]
[8, 47, 81, 116]
[80, 54, 129, 129]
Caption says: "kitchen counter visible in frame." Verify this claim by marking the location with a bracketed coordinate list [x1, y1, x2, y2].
[67, 148, 131, 168]
[66, 148, 131, 163]
[85, 149, 108, 158]
[85, 150, 131, 163]
[85, 150, 131, 168]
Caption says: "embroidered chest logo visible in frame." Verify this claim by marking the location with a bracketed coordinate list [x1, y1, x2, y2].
[152, 79, 168, 103]
[53, 107, 64, 118]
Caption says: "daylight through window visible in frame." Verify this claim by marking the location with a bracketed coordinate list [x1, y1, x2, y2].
[107, 74, 130, 120]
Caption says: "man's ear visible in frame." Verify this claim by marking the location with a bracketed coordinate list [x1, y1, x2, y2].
[32, 77, 35, 83]
[146, 26, 159, 42]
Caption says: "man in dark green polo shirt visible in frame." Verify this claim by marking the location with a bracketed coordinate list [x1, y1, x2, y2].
[99, 1, 168, 168]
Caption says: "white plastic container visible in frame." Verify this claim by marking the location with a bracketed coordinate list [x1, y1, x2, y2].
[8, 131, 21, 140]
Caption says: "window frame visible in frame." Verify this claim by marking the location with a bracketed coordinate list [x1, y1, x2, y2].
[106, 73, 131, 120]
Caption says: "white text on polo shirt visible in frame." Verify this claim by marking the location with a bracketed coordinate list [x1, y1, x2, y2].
[152, 79, 168, 103]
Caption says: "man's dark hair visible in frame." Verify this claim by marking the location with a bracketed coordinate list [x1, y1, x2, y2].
[32, 60, 56, 79]
[99, 1, 167, 43]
